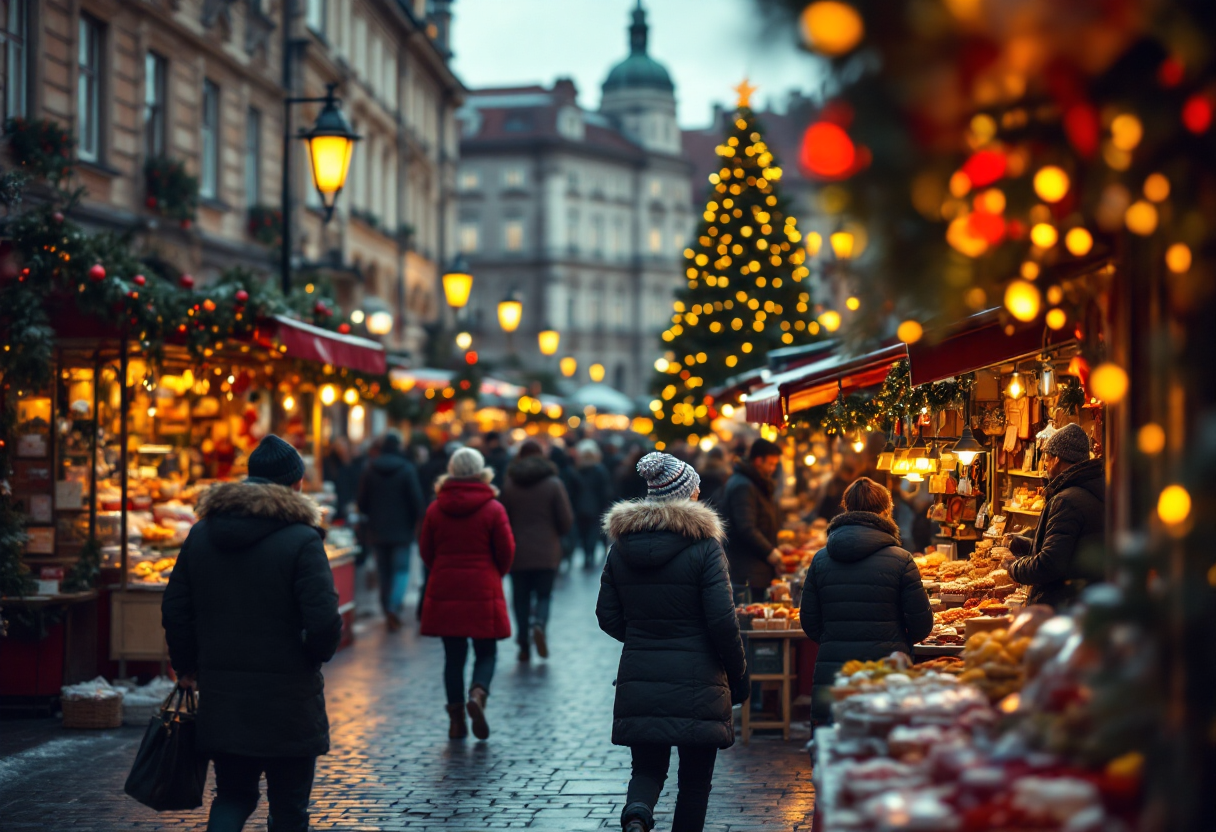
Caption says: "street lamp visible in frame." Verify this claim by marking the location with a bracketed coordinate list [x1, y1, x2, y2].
[560, 356, 577, 377]
[442, 256, 474, 309]
[538, 329, 560, 356]
[498, 294, 523, 333]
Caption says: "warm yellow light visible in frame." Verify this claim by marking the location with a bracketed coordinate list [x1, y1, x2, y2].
[1007, 372, 1025, 400]
[946, 215, 988, 257]
[800, 1, 864, 57]
[1021, 261, 1040, 280]
[845, 296, 860, 311]
[1110, 114, 1143, 151]
[1165, 243, 1192, 274]
[976, 188, 1005, 215]
[320, 384, 337, 406]
[350, 403, 365, 422]
[904, 471, 924, 482]
[538, 329, 560, 356]
[830, 231, 855, 259]
[560, 356, 577, 377]
[1004, 280, 1041, 322]
[1143, 173, 1170, 203]
[1137, 423, 1165, 455]
[283, 395, 295, 411]
[806, 231, 823, 256]
[851, 437, 865, 453]
[455, 331, 473, 350]
[1157, 484, 1191, 526]
[305, 135, 355, 203]
[1125, 201, 1158, 236]
[1045, 308, 1067, 330]
[818, 310, 842, 332]
[955, 449, 978, 466]
[1090, 362, 1129, 403]
[1033, 166, 1070, 203]
[803, 453, 817, 466]
[343, 387, 359, 406]
[442, 271, 474, 308]
[1064, 227, 1093, 256]
[1030, 223, 1059, 249]
[721, 403, 735, 418]
[350, 309, 365, 324]
[366, 310, 393, 335]
[497, 298, 523, 332]
[147, 406, 157, 418]
[589, 363, 605, 383]
[897, 320, 923, 344]
[699, 437, 715, 453]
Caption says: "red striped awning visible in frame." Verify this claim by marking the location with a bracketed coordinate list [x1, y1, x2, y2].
[256, 315, 386, 375]
[744, 344, 907, 426]
[907, 309, 1072, 386]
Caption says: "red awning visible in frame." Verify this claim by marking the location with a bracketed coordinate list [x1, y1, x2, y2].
[744, 343, 906, 425]
[256, 315, 387, 375]
[907, 309, 1072, 386]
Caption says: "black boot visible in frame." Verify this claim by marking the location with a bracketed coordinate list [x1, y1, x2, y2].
[621, 801, 653, 832]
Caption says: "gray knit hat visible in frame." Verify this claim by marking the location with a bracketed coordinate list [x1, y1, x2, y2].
[637, 452, 700, 501]
[1043, 423, 1091, 464]
[448, 446, 491, 481]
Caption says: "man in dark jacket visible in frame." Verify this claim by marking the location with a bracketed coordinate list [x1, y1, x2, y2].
[357, 429, 424, 631]
[597, 452, 748, 832]
[720, 438, 784, 600]
[1006, 423, 1106, 609]
[162, 435, 341, 832]
[482, 431, 509, 489]
[800, 477, 933, 724]
[697, 446, 732, 508]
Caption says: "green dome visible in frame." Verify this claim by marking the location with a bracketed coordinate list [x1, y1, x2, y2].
[602, 3, 674, 94]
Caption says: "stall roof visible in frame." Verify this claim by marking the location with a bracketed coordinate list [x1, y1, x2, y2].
[745, 343, 907, 426]
[256, 315, 387, 375]
[906, 309, 1072, 387]
[705, 366, 770, 403]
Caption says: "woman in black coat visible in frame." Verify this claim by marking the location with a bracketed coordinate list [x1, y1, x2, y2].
[799, 477, 933, 725]
[597, 452, 748, 832]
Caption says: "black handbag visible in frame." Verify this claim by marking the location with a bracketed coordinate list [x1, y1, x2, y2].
[124, 684, 209, 811]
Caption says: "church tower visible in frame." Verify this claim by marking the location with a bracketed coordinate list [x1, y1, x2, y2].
[600, 2, 680, 155]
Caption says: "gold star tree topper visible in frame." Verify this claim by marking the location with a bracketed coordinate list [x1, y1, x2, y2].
[734, 78, 758, 109]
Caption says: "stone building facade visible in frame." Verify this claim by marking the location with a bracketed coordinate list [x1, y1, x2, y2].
[455, 3, 693, 397]
[1, 0, 461, 357]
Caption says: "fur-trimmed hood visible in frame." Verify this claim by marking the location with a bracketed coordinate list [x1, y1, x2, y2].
[197, 480, 323, 550]
[826, 510, 902, 563]
[603, 499, 725, 544]
[506, 455, 558, 488]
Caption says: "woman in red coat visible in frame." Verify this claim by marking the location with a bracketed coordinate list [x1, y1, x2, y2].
[419, 447, 515, 741]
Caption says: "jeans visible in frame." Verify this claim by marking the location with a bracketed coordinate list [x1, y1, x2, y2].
[374, 543, 411, 615]
[576, 518, 601, 566]
[442, 637, 497, 704]
[624, 744, 718, 832]
[511, 570, 556, 647]
[207, 754, 316, 832]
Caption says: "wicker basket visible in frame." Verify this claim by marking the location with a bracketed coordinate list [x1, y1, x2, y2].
[62, 695, 123, 729]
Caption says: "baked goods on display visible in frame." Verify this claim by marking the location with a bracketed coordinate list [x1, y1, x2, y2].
[736, 602, 802, 630]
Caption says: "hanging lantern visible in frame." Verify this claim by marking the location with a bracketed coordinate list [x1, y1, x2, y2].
[320, 385, 337, 406]
[952, 426, 984, 466]
[1040, 361, 1057, 397]
[538, 329, 560, 356]
[366, 310, 393, 336]
[1007, 371, 1026, 400]
[560, 356, 577, 377]
[442, 258, 474, 308]
[497, 295, 523, 332]
[301, 85, 360, 223]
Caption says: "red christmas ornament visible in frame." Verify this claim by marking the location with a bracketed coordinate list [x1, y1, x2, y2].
[235, 289, 249, 304]
[1183, 93, 1213, 134]
[133, 274, 146, 286]
[51, 212, 64, 224]
[88, 264, 106, 282]
[800, 122, 856, 179]
[145, 196, 157, 210]
[179, 274, 195, 290]
[337, 323, 351, 334]
[314, 301, 331, 316]
[961, 150, 1006, 187]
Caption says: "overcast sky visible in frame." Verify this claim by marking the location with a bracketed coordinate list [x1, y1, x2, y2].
[450, 0, 826, 128]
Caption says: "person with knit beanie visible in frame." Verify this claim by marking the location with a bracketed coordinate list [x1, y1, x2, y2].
[598, 452, 748, 832]
[1005, 422, 1106, 609]
[419, 446, 516, 740]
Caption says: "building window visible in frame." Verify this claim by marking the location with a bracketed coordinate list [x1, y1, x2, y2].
[2, 0, 29, 119]
[77, 15, 103, 162]
[459, 220, 480, 253]
[590, 215, 604, 256]
[566, 170, 578, 192]
[649, 177, 662, 198]
[502, 166, 525, 188]
[648, 226, 662, 253]
[305, 0, 326, 35]
[200, 80, 220, 199]
[566, 210, 579, 252]
[244, 108, 260, 206]
[458, 169, 479, 191]
[503, 218, 524, 252]
[611, 218, 625, 257]
[144, 52, 167, 158]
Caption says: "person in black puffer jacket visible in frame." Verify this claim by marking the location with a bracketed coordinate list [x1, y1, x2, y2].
[719, 438, 784, 601]
[800, 477, 933, 725]
[598, 452, 748, 832]
[162, 436, 341, 832]
[358, 429, 424, 632]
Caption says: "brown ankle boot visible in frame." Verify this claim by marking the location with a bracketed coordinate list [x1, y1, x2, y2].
[466, 685, 490, 740]
[446, 704, 467, 739]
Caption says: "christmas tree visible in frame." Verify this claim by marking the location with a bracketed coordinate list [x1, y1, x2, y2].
[651, 82, 818, 442]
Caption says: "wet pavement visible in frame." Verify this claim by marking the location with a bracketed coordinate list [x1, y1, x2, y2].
[0, 566, 813, 830]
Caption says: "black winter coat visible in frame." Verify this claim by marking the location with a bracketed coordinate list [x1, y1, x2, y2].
[357, 451, 424, 546]
[597, 499, 748, 749]
[1007, 458, 1106, 609]
[719, 463, 780, 592]
[162, 481, 342, 758]
[799, 511, 933, 723]
[571, 462, 613, 525]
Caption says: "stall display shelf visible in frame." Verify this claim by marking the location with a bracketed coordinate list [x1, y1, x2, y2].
[739, 628, 806, 742]
[1000, 468, 1047, 479]
[1005, 508, 1042, 516]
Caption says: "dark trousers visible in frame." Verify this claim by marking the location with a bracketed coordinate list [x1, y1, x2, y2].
[511, 569, 556, 647]
[441, 636, 497, 704]
[207, 754, 316, 832]
[576, 518, 601, 566]
[373, 543, 411, 615]
[625, 744, 718, 832]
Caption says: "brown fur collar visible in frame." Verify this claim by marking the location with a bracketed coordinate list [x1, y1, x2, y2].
[196, 480, 322, 526]
[827, 510, 901, 542]
[602, 499, 725, 544]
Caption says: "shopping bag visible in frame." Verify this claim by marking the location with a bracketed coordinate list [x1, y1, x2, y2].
[123, 684, 209, 811]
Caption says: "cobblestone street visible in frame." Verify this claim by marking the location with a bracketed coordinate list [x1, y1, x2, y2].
[0, 567, 813, 831]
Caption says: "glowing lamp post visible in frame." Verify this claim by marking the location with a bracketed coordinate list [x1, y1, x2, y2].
[538, 329, 560, 356]
[498, 295, 523, 333]
[442, 257, 474, 309]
